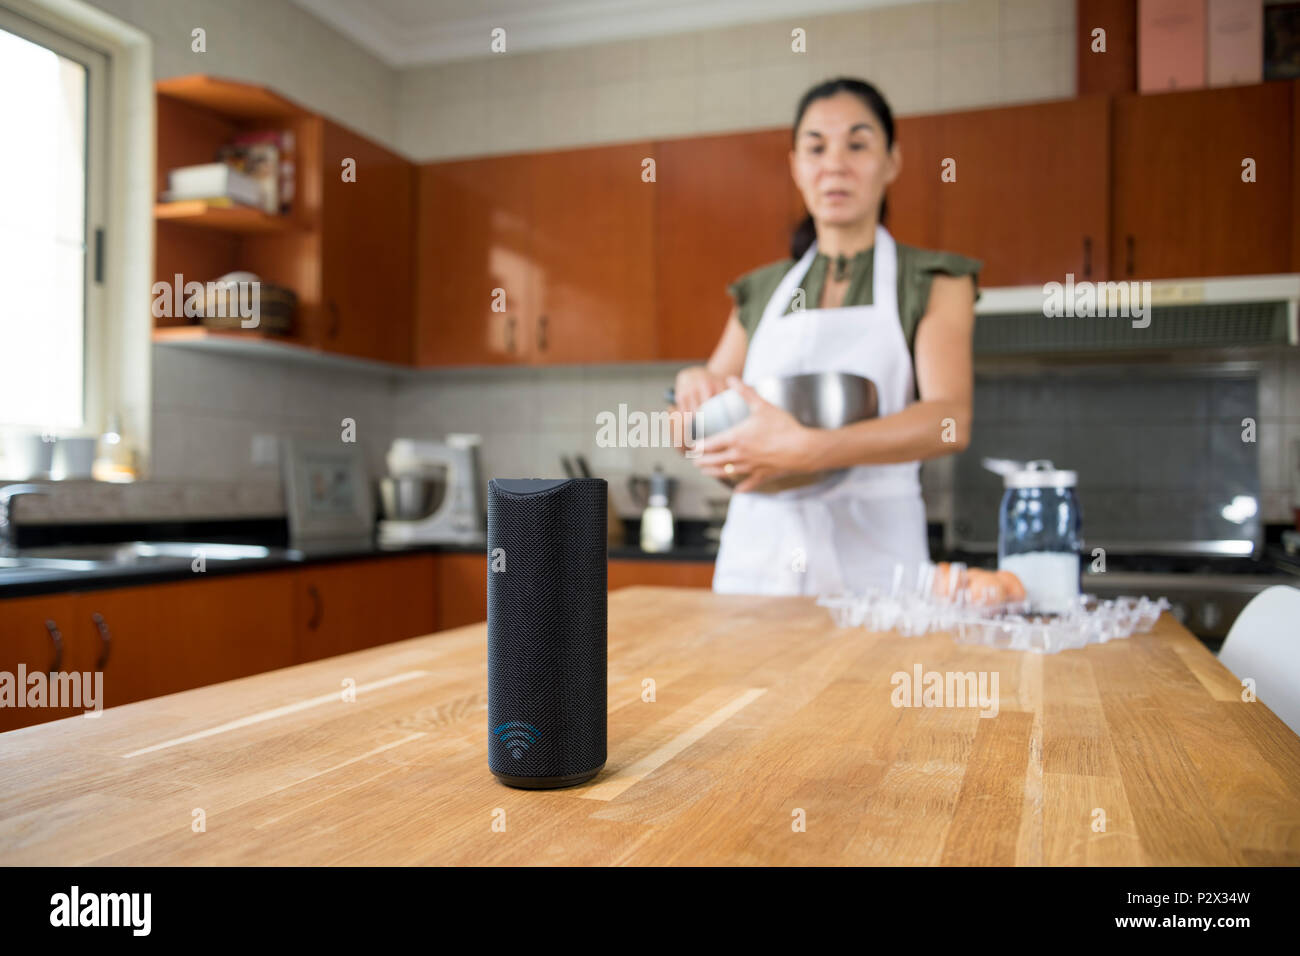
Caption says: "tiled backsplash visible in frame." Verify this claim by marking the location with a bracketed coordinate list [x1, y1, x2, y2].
[145, 347, 1300, 528]
[392, 363, 734, 520]
[952, 369, 1290, 548]
[149, 345, 402, 510]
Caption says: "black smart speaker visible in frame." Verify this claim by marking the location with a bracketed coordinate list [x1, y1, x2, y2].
[487, 477, 607, 789]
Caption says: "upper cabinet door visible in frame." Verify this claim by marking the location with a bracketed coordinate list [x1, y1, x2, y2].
[935, 97, 1110, 287]
[888, 113, 945, 250]
[529, 143, 657, 364]
[416, 155, 535, 366]
[1112, 82, 1294, 280]
[654, 130, 805, 361]
[320, 120, 416, 364]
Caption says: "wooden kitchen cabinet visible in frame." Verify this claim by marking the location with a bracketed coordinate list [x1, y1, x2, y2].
[319, 119, 416, 363]
[0, 594, 82, 731]
[417, 144, 656, 366]
[608, 559, 714, 590]
[887, 113, 945, 250]
[1112, 82, 1294, 279]
[416, 154, 536, 366]
[934, 96, 1111, 286]
[1293, 79, 1300, 273]
[530, 143, 656, 363]
[152, 77, 417, 365]
[654, 130, 806, 360]
[70, 572, 298, 709]
[434, 553, 487, 631]
[293, 555, 437, 662]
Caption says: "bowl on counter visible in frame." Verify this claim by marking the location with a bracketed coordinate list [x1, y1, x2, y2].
[379, 475, 445, 521]
[688, 371, 879, 493]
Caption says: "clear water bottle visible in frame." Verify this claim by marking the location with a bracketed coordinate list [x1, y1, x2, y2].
[993, 459, 1082, 614]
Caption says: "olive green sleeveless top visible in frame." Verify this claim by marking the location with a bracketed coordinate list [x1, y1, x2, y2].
[727, 242, 982, 357]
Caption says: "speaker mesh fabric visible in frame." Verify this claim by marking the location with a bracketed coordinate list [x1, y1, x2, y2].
[487, 478, 607, 780]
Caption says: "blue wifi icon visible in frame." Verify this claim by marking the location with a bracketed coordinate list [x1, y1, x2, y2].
[494, 721, 541, 759]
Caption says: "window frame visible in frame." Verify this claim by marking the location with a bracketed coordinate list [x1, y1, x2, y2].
[0, 4, 109, 434]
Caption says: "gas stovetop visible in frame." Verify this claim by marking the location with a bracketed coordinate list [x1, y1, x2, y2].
[1081, 552, 1297, 647]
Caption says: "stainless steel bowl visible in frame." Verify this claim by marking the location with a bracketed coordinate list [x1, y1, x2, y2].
[691, 372, 879, 493]
[380, 475, 445, 520]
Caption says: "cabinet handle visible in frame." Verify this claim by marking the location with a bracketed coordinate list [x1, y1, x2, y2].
[307, 585, 323, 631]
[1124, 235, 1135, 277]
[44, 619, 63, 675]
[327, 300, 341, 339]
[537, 314, 548, 352]
[1082, 236, 1092, 278]
[504, 315, 516, 354]
[92, 612, 112, 670]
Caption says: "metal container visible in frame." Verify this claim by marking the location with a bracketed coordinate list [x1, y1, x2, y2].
[380, 475, 444, 521]
[691, 372, 879, 493]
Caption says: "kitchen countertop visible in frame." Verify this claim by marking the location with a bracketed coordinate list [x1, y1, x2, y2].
[2, 586, 1296, 865]
[0, 529, 719, 599]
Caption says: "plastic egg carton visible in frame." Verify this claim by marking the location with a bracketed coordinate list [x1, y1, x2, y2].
[816, 562, 1171, 654]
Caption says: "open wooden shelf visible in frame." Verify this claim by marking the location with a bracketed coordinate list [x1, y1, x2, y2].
[154, 200, 301, 233]
[155, 75, 308, 121]
[152, 326, 404, 375]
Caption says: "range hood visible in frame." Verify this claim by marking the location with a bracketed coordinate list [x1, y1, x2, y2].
[973, 274, 1300, 357]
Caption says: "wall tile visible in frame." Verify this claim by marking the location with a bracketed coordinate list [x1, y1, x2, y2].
[591, 38, 644, 84]
[1283, 352, 1300, 421]
[641, 32, 702, 78]
[998, 0, 1074, 36]
[873, 47, 940, 115]
[938, 39, 1001, 109]
[696, 67, 755, 133]
[869, 2, 940, 50]
[999, 30, 1074, 102]
[940, 0, 1000, 43]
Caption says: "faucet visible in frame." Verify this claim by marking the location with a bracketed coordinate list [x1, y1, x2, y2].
[0, 484, 47, 554]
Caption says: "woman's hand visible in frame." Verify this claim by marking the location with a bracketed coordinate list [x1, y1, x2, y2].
[691, 377, 815, 492]
[673, 365, 728, 415]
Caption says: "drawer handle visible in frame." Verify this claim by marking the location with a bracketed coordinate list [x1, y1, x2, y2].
[537, 314, 548, 351]
[307, 585, 323, 631]
[92, 612, 112, 670]
[505, 315, 516, 354]
[44, 619, 63, 674]
[1082, 236, 1092, 278]
[1124, 234, 1135, 276]
[327, 300, 341, 339]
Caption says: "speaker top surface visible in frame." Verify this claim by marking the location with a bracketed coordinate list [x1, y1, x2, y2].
[489, 477, 604, 495]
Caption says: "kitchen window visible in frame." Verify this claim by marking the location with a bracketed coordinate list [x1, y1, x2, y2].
[0, 8, 108, 433]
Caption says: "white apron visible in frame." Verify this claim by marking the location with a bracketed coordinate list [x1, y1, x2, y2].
[712, 225, 928, 596]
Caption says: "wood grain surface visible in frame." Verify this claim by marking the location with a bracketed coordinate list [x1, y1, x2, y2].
[1, 587, 1297, 866]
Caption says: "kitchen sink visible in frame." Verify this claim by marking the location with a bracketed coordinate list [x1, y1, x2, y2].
[0, 555, 104, 571]
[0, 542, 286, 583]
[20, 541, 276, 565]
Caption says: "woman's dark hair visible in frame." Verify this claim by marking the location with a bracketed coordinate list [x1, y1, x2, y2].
[789, 77, 896, 259]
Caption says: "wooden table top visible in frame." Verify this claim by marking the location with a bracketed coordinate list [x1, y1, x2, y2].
[2, 586, 1298, 866]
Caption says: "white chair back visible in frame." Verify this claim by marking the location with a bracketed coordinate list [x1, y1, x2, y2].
[1219, 585, 1300, 737]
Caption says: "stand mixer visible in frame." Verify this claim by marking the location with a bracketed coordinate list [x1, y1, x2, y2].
[377, 435, 485, 546]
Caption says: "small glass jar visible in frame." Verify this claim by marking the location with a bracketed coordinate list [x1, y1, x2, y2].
[997, 460, 1083, 614]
